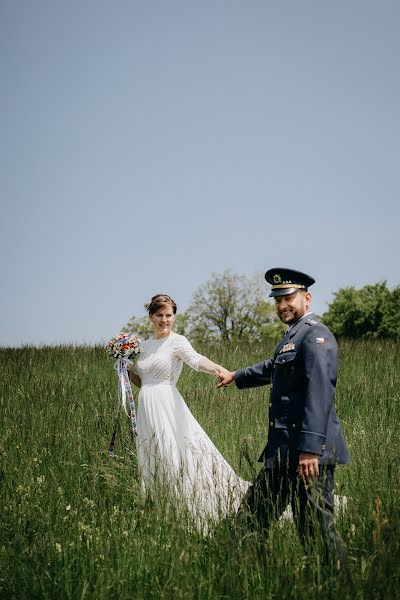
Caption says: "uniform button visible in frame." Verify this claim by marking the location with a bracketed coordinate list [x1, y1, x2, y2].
[269, 403, 272, 408]
[270, 421, 274, 427]
[282, 359, 285, 363]
[321, 445, 326, 450]
[292, 424, 296, 429]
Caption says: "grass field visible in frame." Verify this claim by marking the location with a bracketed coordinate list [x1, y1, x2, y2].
[1, 340, 399, 599]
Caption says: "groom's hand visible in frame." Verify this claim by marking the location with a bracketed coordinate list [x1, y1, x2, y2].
[216, 368, 236, 388]
[297, 452, 319, 479]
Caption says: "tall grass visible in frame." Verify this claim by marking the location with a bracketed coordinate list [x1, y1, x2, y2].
[0, 341, 399, 599]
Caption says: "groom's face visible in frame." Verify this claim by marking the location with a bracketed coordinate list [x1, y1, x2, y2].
[274, 291, 311, 325]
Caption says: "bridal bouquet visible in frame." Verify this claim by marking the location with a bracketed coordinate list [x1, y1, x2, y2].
[106, 332, 141, 457]
[106, 332, 141, 360]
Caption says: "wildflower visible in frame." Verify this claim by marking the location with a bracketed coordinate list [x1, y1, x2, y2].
[83, 497, 95, 508]
[66, 504, 71, 511]
[55, 543, 62, 554]
[179, 550, 189, 565]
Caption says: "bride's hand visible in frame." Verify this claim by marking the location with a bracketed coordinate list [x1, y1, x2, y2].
[128, 368, 142, 388]
[216, 368, 236, 388]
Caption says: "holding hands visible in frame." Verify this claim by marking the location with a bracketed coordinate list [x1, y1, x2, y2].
[216, 367, 236, 388]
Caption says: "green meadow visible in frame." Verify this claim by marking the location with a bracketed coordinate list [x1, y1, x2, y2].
[1, 340, 399, 599]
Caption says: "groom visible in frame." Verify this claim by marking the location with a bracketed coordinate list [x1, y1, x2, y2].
[217, 268, 349, 568]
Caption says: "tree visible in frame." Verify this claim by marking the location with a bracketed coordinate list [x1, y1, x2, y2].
[187, 270, 284, 343]
[379, 285, 400, 338]
[124, 271, 283, 343]
[124, 315, 153, 339]
[322, 282, 400, 339]
[124, 312, 190, 339]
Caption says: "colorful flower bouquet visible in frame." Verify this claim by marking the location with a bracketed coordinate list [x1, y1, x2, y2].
[106, 332, 141, 456]
[106, 332, 141, 360]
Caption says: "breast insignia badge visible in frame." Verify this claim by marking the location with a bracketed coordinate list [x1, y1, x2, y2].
[279, 342, 296, 353]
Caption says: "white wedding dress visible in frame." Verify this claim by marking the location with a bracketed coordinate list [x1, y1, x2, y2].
[132, 332, 249, 528]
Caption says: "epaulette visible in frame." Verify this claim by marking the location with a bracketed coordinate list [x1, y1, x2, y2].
[306, 318, 319, 326]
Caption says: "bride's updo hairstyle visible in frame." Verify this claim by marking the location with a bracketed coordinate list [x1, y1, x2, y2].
[145, 294, 177, 316]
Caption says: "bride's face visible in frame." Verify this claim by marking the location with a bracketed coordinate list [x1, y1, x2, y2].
[149, 304, 175, 338]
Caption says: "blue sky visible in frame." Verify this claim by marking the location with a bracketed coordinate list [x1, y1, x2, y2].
[1, 1, 399, 346]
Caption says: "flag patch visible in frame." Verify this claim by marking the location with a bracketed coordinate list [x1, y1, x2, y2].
[316, 337, 325, 344]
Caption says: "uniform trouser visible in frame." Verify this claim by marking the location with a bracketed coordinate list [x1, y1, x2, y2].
[238, 462, 346, 568]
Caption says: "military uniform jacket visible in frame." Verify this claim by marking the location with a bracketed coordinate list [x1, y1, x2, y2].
[235, 314, 350, 468]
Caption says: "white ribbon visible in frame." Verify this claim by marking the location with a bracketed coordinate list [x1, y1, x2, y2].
[115, 357, 138, 437]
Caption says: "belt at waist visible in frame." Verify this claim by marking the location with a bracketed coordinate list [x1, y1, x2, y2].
[269, 418, 298, 430]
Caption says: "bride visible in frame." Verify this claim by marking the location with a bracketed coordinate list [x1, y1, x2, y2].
[128, 294, 249, 528]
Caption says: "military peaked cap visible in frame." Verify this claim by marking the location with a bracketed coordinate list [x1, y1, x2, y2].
[265, 268, 315, 297]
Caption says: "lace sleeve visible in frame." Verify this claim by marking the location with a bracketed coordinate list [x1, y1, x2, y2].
[173, 335, 203, 371]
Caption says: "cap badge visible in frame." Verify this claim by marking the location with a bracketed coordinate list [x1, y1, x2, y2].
[273, 274, 282, 284]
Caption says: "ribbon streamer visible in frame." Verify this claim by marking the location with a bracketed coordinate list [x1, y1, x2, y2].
[108, 357, 138, 457]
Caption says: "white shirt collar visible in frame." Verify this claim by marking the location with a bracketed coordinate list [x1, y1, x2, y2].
[286, 311, 312, 333]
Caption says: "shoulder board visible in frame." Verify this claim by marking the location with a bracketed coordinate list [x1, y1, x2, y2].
[306, 318, 319, 326]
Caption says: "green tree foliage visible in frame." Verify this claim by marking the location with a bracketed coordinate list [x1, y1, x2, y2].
[124, 315, 154, 339]
[124, 271, 284, 343]
[380, 285, 400, 338]
[124, 313, 190, 339]
[322, 281, 400, 339]
[187, 270, 284, 343]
